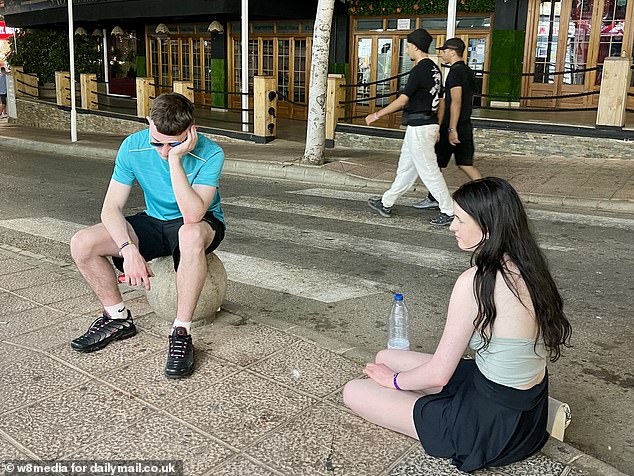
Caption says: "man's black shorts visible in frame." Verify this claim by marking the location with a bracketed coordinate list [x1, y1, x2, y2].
[435, 122, 475, 168]
[112, 211, 225, 272]
[0, 94, 6, 105]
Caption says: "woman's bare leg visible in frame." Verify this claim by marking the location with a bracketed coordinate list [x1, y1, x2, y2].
[343, 378, 419, 439]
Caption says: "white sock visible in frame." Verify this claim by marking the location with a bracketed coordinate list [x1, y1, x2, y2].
[172, 319, 191, 334]
[104, 302, 128, 320]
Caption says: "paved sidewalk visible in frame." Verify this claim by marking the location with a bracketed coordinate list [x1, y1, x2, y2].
[0, 122, 631, 475]
[1, 123, 633, 213]
[0, 245, 627, 476]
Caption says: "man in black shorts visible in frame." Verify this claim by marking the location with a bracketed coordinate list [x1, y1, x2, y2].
[413, 38, 482, 210]
[69, 93, 225, 378]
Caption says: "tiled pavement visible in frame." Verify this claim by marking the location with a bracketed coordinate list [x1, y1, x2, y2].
[0, 246, 625, 476]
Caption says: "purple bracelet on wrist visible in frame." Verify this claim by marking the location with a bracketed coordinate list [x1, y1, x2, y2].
[393, 372, 402, 391]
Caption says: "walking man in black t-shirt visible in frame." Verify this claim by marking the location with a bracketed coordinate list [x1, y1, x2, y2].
[365, 29, 454, 226]
[414, 38, 483, 211]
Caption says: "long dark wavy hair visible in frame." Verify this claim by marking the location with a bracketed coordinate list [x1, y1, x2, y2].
[452, 177, 572, 361]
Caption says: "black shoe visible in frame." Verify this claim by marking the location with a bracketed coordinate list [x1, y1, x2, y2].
[70, 310, 136, 353]
[165, 327, 194, 379]
[368, 198, 392, 218]
[429, 212, 454, 226]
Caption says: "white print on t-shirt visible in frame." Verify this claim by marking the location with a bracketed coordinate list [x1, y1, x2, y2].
[430, 67, 442, 113]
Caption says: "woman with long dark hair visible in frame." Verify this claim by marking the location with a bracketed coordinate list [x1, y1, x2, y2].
[343, 177, 572, 472]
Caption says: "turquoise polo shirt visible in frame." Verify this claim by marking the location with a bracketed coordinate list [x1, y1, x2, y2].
[112, 129, 225, 224]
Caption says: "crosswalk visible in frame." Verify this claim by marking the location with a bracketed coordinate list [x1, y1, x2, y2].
[0, 186, 629, 304]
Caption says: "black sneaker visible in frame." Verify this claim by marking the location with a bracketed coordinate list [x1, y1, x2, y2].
[429, 212, 454, 226]
[165, 327, 194, 379]
[368, 198, 392, 218]
[70, 311, 137, 353]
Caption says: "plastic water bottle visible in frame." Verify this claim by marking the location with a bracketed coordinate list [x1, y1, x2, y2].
[387, 293, 410, 350]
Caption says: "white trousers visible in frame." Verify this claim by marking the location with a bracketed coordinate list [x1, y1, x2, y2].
[382, 124, 453, 215]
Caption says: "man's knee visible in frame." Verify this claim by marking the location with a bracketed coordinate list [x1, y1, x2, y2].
[178, 223, 212, 253]
[70, 228, 96, 261]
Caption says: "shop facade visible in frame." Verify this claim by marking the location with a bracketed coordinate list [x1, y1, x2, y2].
[522, 0, 634, 109]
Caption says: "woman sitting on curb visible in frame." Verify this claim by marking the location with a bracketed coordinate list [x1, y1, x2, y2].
[343, 177, 572, 472]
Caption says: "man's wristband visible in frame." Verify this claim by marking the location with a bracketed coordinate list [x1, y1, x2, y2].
[393, 372, 402, 391]
[448, 127, 456, 132]
[118, 241, 133, 256]
[374, 112, 379, 121]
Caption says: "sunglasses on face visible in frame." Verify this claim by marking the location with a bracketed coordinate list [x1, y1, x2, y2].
[150, 139, 184, 148]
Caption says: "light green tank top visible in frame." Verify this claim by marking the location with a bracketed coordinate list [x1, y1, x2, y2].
[469, 332, 547, 388]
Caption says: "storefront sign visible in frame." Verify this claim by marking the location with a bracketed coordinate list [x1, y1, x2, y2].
[397, 19, 411, 30]
[0, 22, 16, 40]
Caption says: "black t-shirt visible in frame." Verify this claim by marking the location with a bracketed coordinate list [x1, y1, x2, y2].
[442, 61, 475, 125]
[401, 58, 443, 126]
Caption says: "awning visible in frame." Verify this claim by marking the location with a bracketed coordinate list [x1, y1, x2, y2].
[3, 0, 321, 27]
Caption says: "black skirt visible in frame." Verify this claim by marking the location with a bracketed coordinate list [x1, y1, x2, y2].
[413, 358, 549, 473]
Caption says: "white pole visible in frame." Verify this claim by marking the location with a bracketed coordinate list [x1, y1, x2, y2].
[241, 0, 249, 132]
[446, 0, 457, 40]
[102, 28, 110, 95]
[67, 0, 77, 142]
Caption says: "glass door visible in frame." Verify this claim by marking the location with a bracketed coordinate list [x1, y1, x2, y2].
[526, 0, 565, 107]
[465, 36, 488, 107]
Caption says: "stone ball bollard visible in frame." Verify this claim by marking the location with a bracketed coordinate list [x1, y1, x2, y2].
[146, 252, 227, 326]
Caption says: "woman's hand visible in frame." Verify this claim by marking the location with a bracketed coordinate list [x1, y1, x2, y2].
[363, 362, 397, 389]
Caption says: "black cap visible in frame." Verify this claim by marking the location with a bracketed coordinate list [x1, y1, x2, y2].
[406, 29, 433, 53]
[438, 38, 466, 56]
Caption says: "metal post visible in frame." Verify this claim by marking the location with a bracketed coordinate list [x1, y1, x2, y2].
[241, 0, 249, 132]
[102, 28, 110, 95]
[67, 0, 77, 142]
[446, 0, 457, 40]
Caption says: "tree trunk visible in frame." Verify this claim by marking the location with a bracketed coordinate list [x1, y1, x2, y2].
[301, 0, 335, 165]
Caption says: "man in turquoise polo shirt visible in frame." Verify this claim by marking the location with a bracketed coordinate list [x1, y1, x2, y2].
[69, 93, 225, 378]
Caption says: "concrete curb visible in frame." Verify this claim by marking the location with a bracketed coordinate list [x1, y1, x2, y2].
[5, 134, 634, 214]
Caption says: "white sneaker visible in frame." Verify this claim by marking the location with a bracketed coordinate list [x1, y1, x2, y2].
[412, 197, 439, 209]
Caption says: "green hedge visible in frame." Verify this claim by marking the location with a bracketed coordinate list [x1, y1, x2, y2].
[343, 0, 495, 15]
[487, 30, 525, 102]
[8, 29, 102, 83]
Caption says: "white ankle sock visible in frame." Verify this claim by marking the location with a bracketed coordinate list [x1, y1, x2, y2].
[172, 319, 191, 334]
[104, 302, 128, 319]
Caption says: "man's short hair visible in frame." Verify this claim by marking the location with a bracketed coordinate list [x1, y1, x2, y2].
[149, 93, 194, 135]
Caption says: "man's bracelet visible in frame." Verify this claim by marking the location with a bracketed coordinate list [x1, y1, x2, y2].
[393, 372, 402, 391]
[374, 112, 379, 121]
[118, 241, 133, 256]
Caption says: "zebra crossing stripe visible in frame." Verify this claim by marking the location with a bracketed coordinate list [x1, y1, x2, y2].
[228, 217, 467, 271]
[221, 196, 575, 252]
[290, 188, 634, 230]
[0, 217, 385, 303]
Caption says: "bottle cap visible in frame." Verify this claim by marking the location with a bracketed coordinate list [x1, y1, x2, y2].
[394, 293, 403, 301]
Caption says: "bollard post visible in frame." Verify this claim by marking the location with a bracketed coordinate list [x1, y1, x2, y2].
[80, 73, 97, 110]
[254, 76, 277, 143]
[173, 81, 194, 103]
[596, 56, 632, 129]
[136, 77, 155, 118]
[326, 74, 346, 148]
[55, 71, 71, 106]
